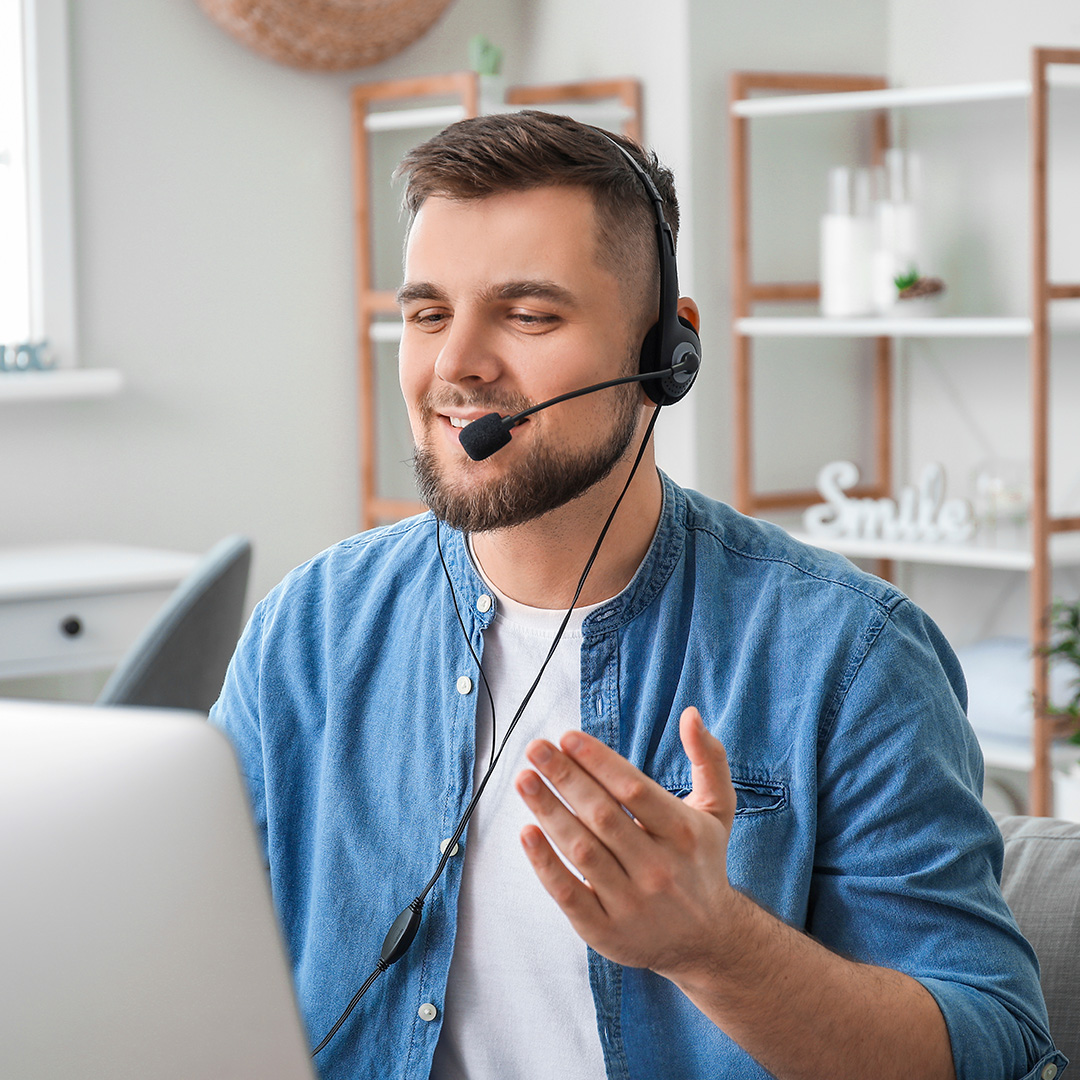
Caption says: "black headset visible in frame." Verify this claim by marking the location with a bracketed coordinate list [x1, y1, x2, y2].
[597, 132, 701, 406]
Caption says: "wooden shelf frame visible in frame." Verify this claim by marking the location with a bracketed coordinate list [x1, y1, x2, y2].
[1029, 47, 1080, 815]
[351, 72, 642, 530]
[728, 50, 1080, 815]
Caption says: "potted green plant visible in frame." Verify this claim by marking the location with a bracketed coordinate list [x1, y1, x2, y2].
[1044, 599, 1080, 745]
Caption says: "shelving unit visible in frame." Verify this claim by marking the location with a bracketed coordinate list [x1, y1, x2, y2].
[351, 72, 642, 530]
[729, 49, 1080, 816]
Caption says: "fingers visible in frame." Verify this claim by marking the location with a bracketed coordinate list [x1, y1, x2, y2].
[518, 822, 607, 939]
[679, 707, 737, 828]
[531, 731, 688, 840]
[514, 763, 633, 891]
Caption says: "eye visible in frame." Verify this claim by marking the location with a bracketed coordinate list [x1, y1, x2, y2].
[509, 310, 561, 330]
[405, 307, 450, 332]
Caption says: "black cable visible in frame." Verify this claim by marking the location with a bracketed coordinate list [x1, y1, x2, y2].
[311, 406, 663, 1057]
[437, 522, 498, 771]
[309, 963, 386, 1057]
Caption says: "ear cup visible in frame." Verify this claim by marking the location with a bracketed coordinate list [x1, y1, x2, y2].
[639, 315, 701, 406]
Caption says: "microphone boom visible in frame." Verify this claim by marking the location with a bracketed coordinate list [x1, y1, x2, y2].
[457, 355, 698, 462]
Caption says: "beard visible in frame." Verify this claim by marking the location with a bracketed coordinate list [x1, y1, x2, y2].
[413, 380, 641, 533]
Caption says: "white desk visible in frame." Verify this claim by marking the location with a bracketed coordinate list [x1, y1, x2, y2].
[0, 544, 200, 680]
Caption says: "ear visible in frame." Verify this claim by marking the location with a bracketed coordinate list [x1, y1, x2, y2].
[677, 296, 700, 331]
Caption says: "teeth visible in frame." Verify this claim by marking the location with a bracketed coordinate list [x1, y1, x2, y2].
[449, 417, 468, 428]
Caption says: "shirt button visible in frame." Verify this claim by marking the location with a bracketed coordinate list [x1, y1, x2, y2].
[1042, 1065, 1058, 1080]
[476, 594, 492, 613]
[418, 1002, 438, 1022]
[456, 675, 473, 695]
[440, 838, 460, 856]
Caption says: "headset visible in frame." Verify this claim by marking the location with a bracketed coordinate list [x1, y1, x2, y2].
[311, 124, 702, 1058]
[606, 132, 702, 407]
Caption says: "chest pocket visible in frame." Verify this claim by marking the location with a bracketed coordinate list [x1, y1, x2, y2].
[660, 776, 788, 817]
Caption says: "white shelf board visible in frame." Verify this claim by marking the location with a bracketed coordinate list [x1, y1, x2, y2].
[370, 321, 403, 343]
[731, 70, 1080, 118]
[365, 104, 467, 132]
[0, 368, 123, 402]
[736, 316, 1033, 338]
[732, 80, 1031, 117]
[788, 528, 1080, 571]
[365, 101, 636, 135]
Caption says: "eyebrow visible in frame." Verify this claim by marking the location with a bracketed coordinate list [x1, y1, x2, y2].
[485, 280, 579, 307]
[395, 280, 579, 309]
[396, 281, 447, 307]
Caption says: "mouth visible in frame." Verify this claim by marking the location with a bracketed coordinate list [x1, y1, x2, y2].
[438, 411, 529, 446]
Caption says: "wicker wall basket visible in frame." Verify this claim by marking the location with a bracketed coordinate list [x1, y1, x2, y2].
[195, 0, 457, 71]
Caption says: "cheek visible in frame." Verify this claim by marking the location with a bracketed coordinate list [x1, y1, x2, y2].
[398, 353, 429, 441]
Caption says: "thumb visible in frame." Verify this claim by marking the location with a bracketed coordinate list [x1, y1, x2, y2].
[680, 707, 736, 829]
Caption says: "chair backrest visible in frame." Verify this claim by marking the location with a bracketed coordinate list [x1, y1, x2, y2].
[997, 814, 1080, 1064]
[96, 536, 252, 713]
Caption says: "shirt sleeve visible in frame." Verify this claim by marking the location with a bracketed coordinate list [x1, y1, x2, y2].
[809, 597, 1065, 1080]
[209, 599, 270, 863]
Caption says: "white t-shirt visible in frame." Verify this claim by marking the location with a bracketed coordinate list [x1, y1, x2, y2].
[428, 557, 608, 1080]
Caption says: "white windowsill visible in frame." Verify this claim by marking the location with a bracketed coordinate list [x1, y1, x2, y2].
[0, 368, 124, 402]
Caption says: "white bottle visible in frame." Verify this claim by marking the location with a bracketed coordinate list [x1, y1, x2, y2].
[819, 167, 873, 317]
[871, 149, 919, 314]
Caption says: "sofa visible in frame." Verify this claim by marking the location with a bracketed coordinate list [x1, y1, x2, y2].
[997, 815, 1080, 1066]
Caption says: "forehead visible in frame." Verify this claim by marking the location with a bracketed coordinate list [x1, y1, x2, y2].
[403, 187, 608, 287]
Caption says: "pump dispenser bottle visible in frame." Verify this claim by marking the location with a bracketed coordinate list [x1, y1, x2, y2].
[819, 166, 873, 317]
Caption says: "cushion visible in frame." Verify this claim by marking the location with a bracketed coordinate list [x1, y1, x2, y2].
[998, 815, 1080, 1064]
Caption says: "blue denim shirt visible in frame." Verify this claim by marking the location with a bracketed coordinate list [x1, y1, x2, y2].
[211, 474, 1065, 1080]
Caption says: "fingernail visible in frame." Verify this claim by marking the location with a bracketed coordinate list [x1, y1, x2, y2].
[561, 732, 582, 753]
[529, 742, 552, 765]
[522, 828, 541, 848]
[519, 772, 541, 795]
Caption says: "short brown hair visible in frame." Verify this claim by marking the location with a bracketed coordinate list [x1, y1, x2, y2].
[396, 110, 680, 329]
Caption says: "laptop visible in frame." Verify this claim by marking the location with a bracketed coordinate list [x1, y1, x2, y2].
[0, 699, 315, 1080]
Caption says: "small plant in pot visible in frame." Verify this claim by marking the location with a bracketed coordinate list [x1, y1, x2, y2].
[1043, 598, 1080, 745]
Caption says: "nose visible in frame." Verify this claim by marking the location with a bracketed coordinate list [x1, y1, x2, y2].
[432, 312, 502, 388]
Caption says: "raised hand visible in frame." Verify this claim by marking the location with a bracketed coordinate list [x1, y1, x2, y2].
[515, 706, 739, 980]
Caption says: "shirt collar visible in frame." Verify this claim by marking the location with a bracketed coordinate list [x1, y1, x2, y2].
[436, 470, 687, 636]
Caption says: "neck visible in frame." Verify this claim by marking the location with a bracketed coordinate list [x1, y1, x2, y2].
[470, 450, 663, 610]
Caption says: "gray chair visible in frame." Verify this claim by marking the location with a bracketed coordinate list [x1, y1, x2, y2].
[96, 536, 252, 713]
[997, 814, 1080, 1065]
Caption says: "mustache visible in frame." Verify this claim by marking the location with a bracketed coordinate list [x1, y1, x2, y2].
[418, 389, 534, 421]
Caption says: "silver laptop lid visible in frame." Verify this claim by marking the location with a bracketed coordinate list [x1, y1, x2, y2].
[0, 699, 315, 1080]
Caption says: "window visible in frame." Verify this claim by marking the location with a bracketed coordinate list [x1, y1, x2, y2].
[0, 0, 77, 369]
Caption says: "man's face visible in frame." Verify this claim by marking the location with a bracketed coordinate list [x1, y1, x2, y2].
[398, 186, 645, 533]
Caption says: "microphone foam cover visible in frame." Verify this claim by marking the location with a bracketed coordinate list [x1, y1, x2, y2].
[459, 412, 512, 461]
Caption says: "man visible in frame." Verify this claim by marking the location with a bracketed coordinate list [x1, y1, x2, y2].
[211, 111, 1063, 1080]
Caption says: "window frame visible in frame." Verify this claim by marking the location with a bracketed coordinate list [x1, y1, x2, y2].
[18, 0, 78, 369]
